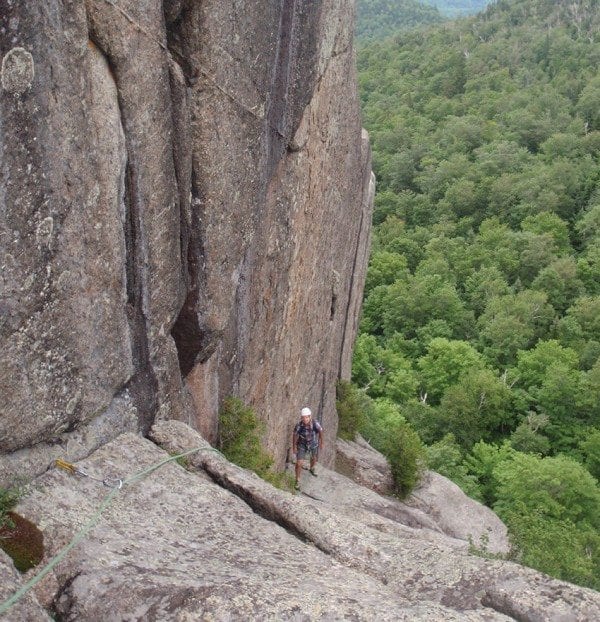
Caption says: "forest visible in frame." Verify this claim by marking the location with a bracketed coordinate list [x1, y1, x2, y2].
[357, 0, 442, 40]
[357, 0, 491, 41]
[350, 0, 600, 589]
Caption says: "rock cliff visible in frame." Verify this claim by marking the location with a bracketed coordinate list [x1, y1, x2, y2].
[4, 4, 599, 619]
[0, 0, 373, 480]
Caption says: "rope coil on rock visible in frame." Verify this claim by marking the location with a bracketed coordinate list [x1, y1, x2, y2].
[0, 446, 221, 616]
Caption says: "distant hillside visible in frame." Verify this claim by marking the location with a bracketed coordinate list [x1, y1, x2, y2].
[421, 0, 492, 17]
[357, 0, 443, 40]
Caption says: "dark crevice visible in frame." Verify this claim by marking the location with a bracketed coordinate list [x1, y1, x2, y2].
[317, 370, 326, 425]
[122, 159, 137, 306]
[125, 307, 159, 436]
[123, 217, 158, 431]
[330, 286, 337, 321]
[167, 64, 189, 290]
[164, 10, 214, 379]
[121, 146, 159, 435]
[165, 44, 197, 88]
[188, 459, 390, 586]
[103, 54, 159, 435]
[266, 0, 295, 174]
[338, 198, 367, 378]
[163, 0, 198, 87]
[148, 436, 321, 550]
[84, 32, 160, 434]
[170, 168, 220, 377]
[481, 591, 529, 622]
[62, 420, 79, 434]
[48, 572, 81, 621]
[170, 298, 205, 377]
[198, 463, 315, 547]
[266, 1, 322, 177]
[170, 164, 202, 378]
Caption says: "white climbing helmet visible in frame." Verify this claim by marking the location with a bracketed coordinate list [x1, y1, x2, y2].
[300, 407, 312, 418]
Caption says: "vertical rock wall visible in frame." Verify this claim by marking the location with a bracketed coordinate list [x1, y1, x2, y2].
[0, 0, 372, 480]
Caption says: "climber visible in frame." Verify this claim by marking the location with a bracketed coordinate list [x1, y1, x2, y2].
[292, 407, 323, 490]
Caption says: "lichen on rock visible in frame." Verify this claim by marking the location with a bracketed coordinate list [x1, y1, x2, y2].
[1, 47, 34, 95]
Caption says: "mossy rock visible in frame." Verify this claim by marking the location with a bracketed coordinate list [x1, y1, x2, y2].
[0, 511, 44, 572]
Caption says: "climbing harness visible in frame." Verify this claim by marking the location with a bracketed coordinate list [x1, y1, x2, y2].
[0, 445, 221, 616]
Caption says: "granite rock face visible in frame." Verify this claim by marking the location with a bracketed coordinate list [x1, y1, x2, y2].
[0, 1, 137, 456]
[408, 470, 510, 556]
[0, 0, 371, 479]
[3, 423, 598, 621]
[335, 435, 510, 555]
[336, 433, 395, 494]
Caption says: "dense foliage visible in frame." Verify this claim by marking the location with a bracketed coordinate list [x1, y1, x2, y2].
[355, 0, 600, 588]
[337, 380, 426, 497]
[357, 0, 442, 40]
[218, 398, 295, 491]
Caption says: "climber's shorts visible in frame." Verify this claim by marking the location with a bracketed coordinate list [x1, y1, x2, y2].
[297, 445, 318, 461]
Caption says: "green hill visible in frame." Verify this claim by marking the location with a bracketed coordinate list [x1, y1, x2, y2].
[422, 0, 492, 17]
[357, 0, 443, 40]
[355, 0, 600, 588]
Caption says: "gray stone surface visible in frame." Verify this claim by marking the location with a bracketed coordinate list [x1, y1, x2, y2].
[1, 0, 371, 478]
[0, 551, 50, 621]
[4, 424, 599, 620]
[407, 470, 510, 556]
[336, 434, 394, 494]
[11, 430, 503, 621]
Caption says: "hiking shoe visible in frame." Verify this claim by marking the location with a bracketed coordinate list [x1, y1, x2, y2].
[309, 468, 317, 477]
[294, 481, 300, 491]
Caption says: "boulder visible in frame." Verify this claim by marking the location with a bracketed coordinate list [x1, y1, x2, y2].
[407, 470, 510, 556]
[336, 434, 394, 494]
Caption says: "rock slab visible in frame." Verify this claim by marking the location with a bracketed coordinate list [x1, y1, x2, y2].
[336, 433, 395, 494]
[3, 423, 597, 621]
[336, 435, 510, 555]
[408, 470, 510, 556]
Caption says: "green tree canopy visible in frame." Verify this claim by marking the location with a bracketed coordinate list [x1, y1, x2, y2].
[493, 452, 600, 588]
[417, 337, 486, 403]
[438, 368, 516, 448]
[354, 0, 600, 589]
